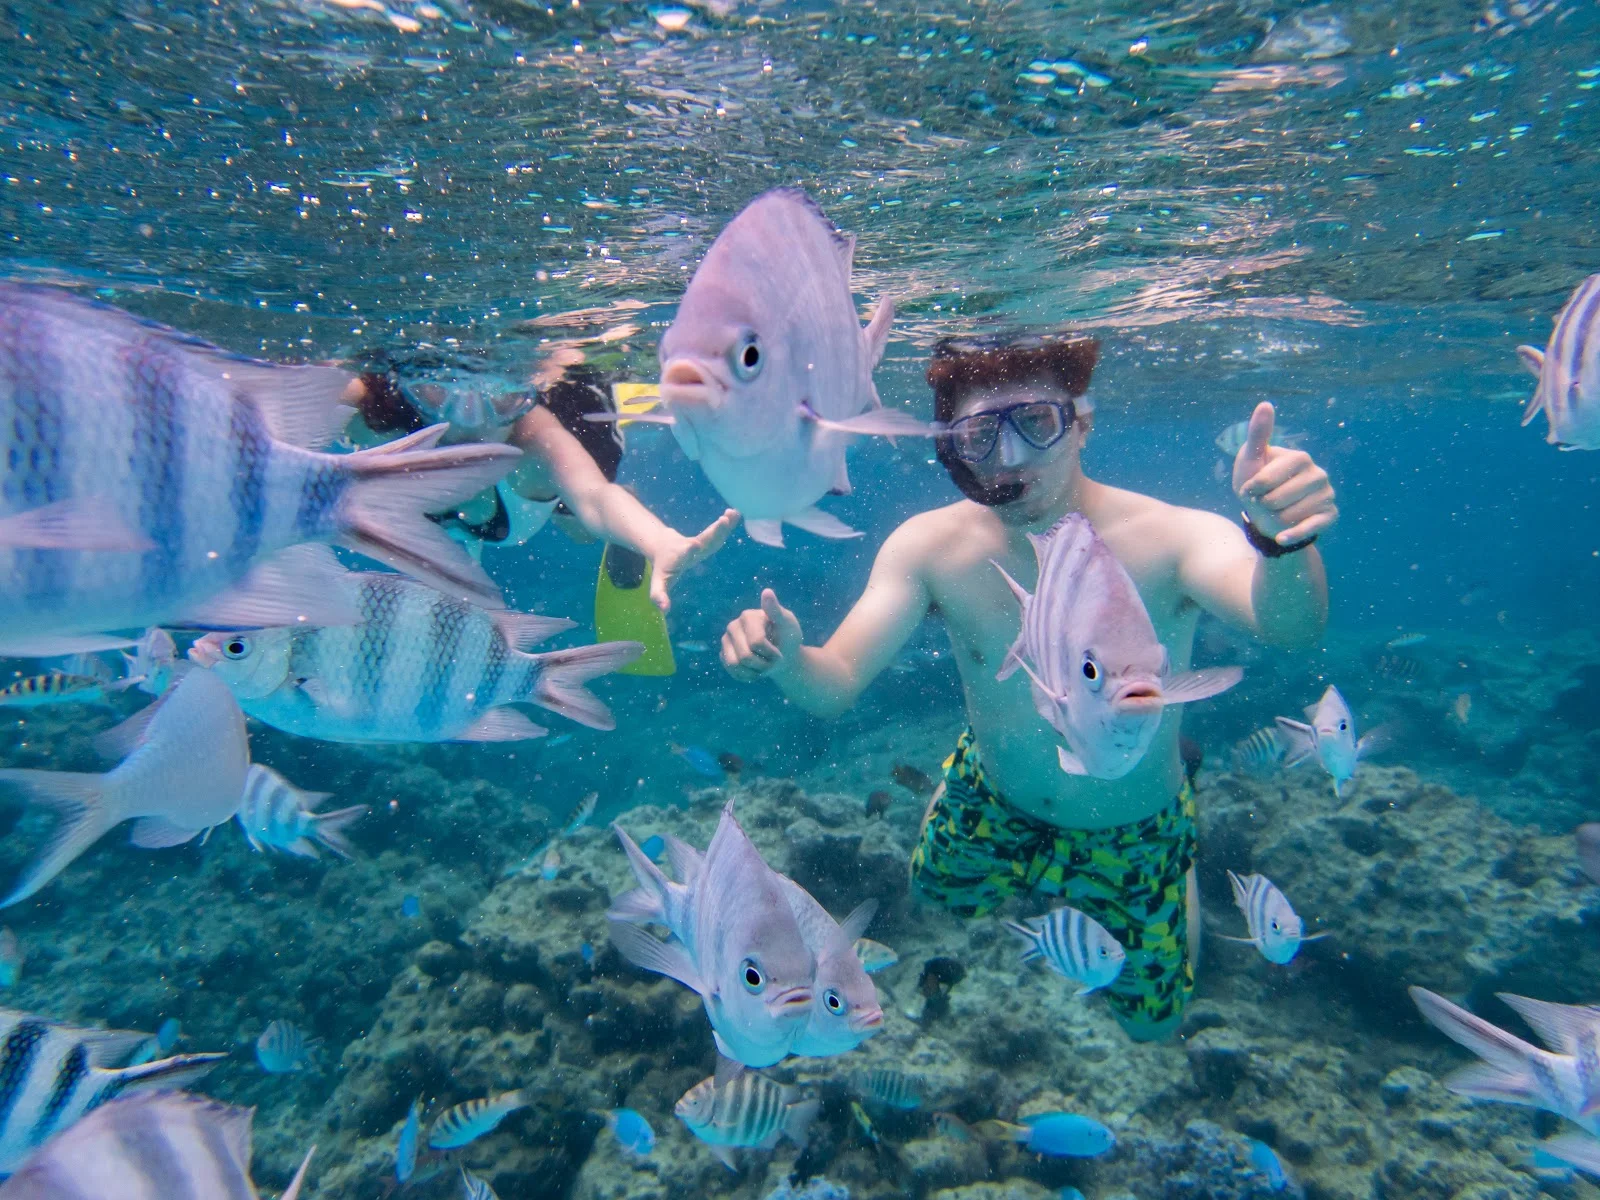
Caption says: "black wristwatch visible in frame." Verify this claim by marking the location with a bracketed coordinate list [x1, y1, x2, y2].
[1241, 513, 1317, 559]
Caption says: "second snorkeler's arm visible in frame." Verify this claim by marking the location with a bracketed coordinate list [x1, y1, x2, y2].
[721, 519, 934, 717]
[510, 406, 739, 613]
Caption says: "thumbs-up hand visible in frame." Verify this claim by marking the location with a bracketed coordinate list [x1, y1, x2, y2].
[721, 588, 804, 682]
[1232, 401, 1338, 547]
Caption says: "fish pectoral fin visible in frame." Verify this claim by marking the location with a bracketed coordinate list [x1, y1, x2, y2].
[784, 506, 863, 541]
[1356, 724, 1394, 760]
[455, 708, 550, 742]
[709, 1144, 740, 1171]
[798, 403, 943, 439]
[128, 816, 201, 849]
[713, 1054, 746, 1088]
[606, 920, 704, 994]
[1161, 666, 1244, 704]
[176, 544, 360, 631]
[994, 647, 1025, 684]
[744, 518, 786, 548]
[1273, 718, 1317, 767]
[93, 700, 165, 762]
[1057, 746, 1090, 775]
[1212, 934, 1260, 945]
[1516, 343, 1545, 380]
[1300, 931, 1335, 942]
[0, 496, 156, 553]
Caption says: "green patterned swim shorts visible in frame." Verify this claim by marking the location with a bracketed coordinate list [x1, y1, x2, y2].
[909, 728, 1197, 1030]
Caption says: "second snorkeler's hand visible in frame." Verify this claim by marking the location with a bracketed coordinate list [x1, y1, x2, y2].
[650, 508, 740, 614]
[1232, 401, 1338, 547]
[721, 588, 802, 683]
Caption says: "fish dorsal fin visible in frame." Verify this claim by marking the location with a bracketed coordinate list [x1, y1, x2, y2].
[1497, 992, 1600, 1055]
[77, 1026, 157, 1067]
[282, 1146, 317, 1200]
[990, 559, 1033, 609]
[837, 899, 879, 945]
[714, 1054, 745, 1089]
[770, 186, 853, 269]
[1302, 703, 1320, 721]
[489, 610, 578, 651]
[1517, 344, 1545, 379]
[664, 833, 704, 884]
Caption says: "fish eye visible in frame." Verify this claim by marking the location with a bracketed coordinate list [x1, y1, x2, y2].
[731, 332, 762, 381]
[1270, 919, 1282, 933]
[740, 958, 765, 993]
[1338, 720, 1348, 731]
[1081, 653, 1102, 690]
[1097, 946, 1109, 958]
[223, 638, 251, 660]
[824, 989, 845, 1014]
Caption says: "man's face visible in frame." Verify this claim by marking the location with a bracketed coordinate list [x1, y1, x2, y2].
[949, 381, 1085, 517]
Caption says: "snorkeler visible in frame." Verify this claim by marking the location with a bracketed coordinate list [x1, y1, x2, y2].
[718, 334, 1336, 1041]
[351, 361, 738, 674]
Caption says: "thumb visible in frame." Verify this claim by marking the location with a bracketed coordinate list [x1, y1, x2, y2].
[1243, 402, 1274, 461]
[760, 588, 799, 643]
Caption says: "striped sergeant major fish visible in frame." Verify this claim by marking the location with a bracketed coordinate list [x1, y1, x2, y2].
[1518, 272, 1600, 450]
[0, 673, 109, 708]
[460, 1167, 501, 1200]
[673, 1067, 820, 1170]
[0, 1008, 226, 1174]
[0, 1091, 313, 1199]
[1219, 871, 1329, 965]
[0, 283, 521, 661]
[235, 764, 367, 860]
[1004, 904, 1126, 995]
[1230, 726, 1286, 775]
[428, 1089, 528, 1150]
[853, 1066, 924, 1110]
[190, 572, 643, 743]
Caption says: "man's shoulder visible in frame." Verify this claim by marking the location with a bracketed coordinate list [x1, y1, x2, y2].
[1091, 484, 1235, 558]
[878, 500, 996, 564]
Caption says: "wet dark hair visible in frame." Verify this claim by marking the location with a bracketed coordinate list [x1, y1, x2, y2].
[541, 364, 623, 484]
[926, 333, 1100, 506]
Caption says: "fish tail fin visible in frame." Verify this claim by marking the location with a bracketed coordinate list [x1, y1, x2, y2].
[336, 425, 521, 608]
[1443, 1062, 1544, 1106]
[0, 769, 123, 907]
[1409, 987, 1541, 1079]
[308, 804, 370, 859]
[1273, 718, 1317, 767]
[105, 1050, 230, 1094]
[784, 1096, 823, 1148]
[521, 641, 645, 730]
[1003, 920, 1043, 961]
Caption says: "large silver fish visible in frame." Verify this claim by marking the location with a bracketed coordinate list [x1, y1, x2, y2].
[0, 1010, 227, 1175]
[624, 834, 883, 1058]
[0, 284, 520, 658]
[614, 188, 938, 548]
[0, 1091, 313, 1199]
[189, 572, 642, 743]
[1518, 272, 1600, 450]
[0, 667, 250, 907]
[993, 514, 1242, 779]
[606, 802, 816, 1068]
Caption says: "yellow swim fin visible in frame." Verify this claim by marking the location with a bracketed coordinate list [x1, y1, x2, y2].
[610, 382, 662, 428]
[595, 543, 676, 676]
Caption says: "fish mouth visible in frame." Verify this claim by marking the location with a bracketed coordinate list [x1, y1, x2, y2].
[659, 358, 728, 410]
[765, 985, 813, 1016]
[186, 636, 222, 668]
[1112, 681, 1165, 713]
[850, 1005, 884, 1033]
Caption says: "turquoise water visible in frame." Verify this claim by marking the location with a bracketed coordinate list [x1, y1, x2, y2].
[4, 0, 1600, 1197]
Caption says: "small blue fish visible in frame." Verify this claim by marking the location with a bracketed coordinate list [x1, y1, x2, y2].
[397, 1096, 422, 1183]
[581, 942, 595, 965]
[562, 791, 598, 836]
[640, 834, 666, 861]
[671, 744, 724, 778]
[605, 1107, 656, 1156]
[156, 1017, 181, 1051]
[126, 1016, 182, 1066]
[429, 1089, 528, 1149]
[1060, 1190, 1087, 1200]
[256, 1019, 318, 1073]
[402, 895, 421, 919]
[852, 937, 899, 974]
[1249, 1139, 1293, 1192]
[1009, 1112, 1115, 1158]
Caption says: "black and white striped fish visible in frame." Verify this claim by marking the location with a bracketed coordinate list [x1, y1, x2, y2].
[428, 1089, 528, 1150]
[853, 1067, 924, 1110]
[0, 1091, 313, 1199]
[0, 673, 109, 708]
[255, 1019, 319, 1074]
[1220, 870, 1328, 965]
[1518, 272, 1600, 450]
[1230, 726, 1285, 775]
[460, 1167, 500, 1200]
[1005, 905, 1126, 996]
[0, 284, 521, 660]
[235, 764, 367, 860]
[0, 1009, 225, 1174]
[191, 572, 643, 743]
[673, 1068, 820, 1170]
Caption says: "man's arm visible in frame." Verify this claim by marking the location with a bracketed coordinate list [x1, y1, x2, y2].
[721, 519, 934, 717]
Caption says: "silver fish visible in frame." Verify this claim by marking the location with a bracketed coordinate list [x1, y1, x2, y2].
[0, 1009, 226, 1174]
[1275, 685, 1386, 798]
[1230, 726, 1285, 775]
[1220, 871, 1326, 965]
[1409, 987, 1600, 1134]
[674, 1068, 820, 1170]
[1518, 272, 1600, 450]
[190, 572, 642, 743]
[648, 834, 883, 1059]
[614, 188, 938, 548]
[255, 1019, 319, 1073]
[0, 1092, 313, 1200]
[1005, 905, 1126, 995]
[853, 1067, 924, 1110]
[606, 802, 816, 1068]
[0, 284, 520, 659]
[0, 667, 250, 906]
[993, 514, 1242, 778]
[428, 1089, 528, 1150]
[235, 764, 366, 860]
